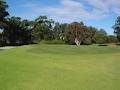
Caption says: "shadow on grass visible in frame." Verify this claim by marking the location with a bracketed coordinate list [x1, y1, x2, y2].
[0, 49, 4, 51]
[116, 43, 120, 46]
[98, 44, 108, 46]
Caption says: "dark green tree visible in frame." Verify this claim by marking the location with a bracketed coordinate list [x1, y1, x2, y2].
[53, 22, 67, 40]
[113, 16, 120, 42]
[0, 32, 4, 46]
[93, 29, 108, 44]
[82, 26, 97, 45]
[3, 16, 32, 45]
[0, 0, 9, 29]
[107, 35, 118, 43]
[32, 16, 54, 43]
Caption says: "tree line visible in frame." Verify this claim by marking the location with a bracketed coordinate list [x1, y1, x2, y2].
[0, 0, 120, 46]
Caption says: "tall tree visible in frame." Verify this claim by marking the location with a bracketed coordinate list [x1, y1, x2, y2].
[113, 16, 120, 42]
[93, 29, 108, 44]
[53, 22, 67, 40]
[0, 0, 9, 29]
[32, 16, 54, 43]
[3, 17, 32, 45]
[65, 22, 90, 45]
[82, 26, 97, 45]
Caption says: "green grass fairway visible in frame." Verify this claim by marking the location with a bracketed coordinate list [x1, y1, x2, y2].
[0, 45, 120, 90]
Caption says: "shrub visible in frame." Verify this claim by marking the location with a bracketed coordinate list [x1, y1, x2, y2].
[0, 40, 6, 47]
[40, 40, 65, 45]
[82, 38, 92, 45]
[116, 43, 120, 46]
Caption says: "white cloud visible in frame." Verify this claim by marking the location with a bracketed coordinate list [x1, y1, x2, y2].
[113, 8, 120, 15]
[45, 0, 116, 21]
[85, 0, 120, 14]
[46, 0, 98, 21]
[18, 0, 120, 21]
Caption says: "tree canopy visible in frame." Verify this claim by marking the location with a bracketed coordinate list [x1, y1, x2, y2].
[113, 16, 120, 42]
[32, 16, 54, 43]
[0, 0, 9, 29]
[0, 0, 119, 46]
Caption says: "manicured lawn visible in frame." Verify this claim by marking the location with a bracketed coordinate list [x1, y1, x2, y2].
[0, 44, 120, 90]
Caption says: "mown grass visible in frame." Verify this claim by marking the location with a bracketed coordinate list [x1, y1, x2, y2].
[0, 45, 120, 90]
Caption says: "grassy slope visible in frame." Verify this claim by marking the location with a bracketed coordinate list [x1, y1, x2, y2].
[0, 45, 120, 90]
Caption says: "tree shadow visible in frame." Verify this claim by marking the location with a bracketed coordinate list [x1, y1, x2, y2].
[115, 43, 120, 46]
[98, 44, 108, 46]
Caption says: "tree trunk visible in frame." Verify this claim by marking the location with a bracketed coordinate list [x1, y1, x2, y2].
[75, 38, 81, 46]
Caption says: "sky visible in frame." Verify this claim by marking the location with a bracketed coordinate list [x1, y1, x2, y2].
[6, 0, 120, 35]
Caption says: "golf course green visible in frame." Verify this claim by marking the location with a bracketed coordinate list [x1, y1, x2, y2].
[0, 45, 120, 90]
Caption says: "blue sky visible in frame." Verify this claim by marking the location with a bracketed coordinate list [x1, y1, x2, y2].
[6, 0, 120, 35]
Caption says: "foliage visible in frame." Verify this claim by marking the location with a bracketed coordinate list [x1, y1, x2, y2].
[107, 35, 118, 43]
[93, 29, 108, 44]
[0, 0, 9, 29]
[113, 16, 120, 42]
[65, 22, 96, 45]
[53, 22, 67, 40]
[0, 32, 5, 46]
[32, 16, 54, 43]
[82, 38, 92, 45]
[0, 0, 119, 46]
[40, 39, 65, 45]
[3, 16, 32, 45]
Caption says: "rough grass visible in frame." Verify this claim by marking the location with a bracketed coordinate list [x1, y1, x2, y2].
[0, 45, 120, 90]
